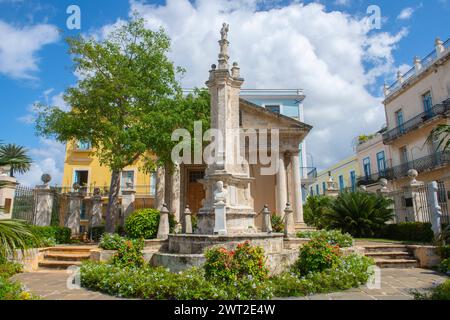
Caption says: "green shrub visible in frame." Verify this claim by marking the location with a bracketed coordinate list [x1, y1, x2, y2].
[110, 238, 145, 268]
[297, 230, 353, 248]
[90, 226, 105, 242]
[271, 214, 284, 233]
[378, 222, 434, 243]
[99, 233, 126, 250]
[271, 254, 374, 297]
[125, 208, 176, 239]
[0, 261, 22, 279]
[204, 241, 269, 283]
[303, 195, 334, 229]
[326, 191, 394, 237]
[414, 279, 450, 300]
[0, 261, 35, 300]
[439, 258, 450, 275]
[28, 226, 72, 246]
[294, 237, 341, 275]
[438, 245, 450, 259]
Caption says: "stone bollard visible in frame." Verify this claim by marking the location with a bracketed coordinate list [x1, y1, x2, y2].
[34, 174, 54, 226]
[157, 203, 170, 239]
[90, 188, 103, 228]
[184, 205, 193, 234]
[261, 204, 272, 234]
[426, 181, 442, 238]
[65, 183, 84, 237]
[284, 203, 295, 238]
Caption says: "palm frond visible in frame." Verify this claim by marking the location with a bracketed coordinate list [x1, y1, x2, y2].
[0, 220, 41, 259]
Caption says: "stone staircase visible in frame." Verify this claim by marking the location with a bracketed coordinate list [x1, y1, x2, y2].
[38, 246, 94, 270]
[363, 245, 419, 268]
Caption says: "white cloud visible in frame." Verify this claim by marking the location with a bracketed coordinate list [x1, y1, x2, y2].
[397, 7, 414, 20]
[18, 90, 70, 124]
[121, 0, 405, 170]
[16, 138, 66, 187]
[0, 20, 59, 79]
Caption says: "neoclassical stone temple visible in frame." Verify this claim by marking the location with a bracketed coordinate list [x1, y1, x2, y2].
[155, 24, 312, 233]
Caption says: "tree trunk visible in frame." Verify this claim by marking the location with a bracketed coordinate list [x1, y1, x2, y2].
[105, 170, 121, 233]
[10, 167, 13, 178]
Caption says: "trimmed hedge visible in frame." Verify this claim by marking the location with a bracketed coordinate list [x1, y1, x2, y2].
[376, 222, 434, 243]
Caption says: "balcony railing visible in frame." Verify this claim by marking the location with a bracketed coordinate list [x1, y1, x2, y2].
[382, 100, 450, 143]
[388, 151, 449, 180]
[357, 170, 392, 186]
[300, 167, 317, 180]
[386, 38, 450, 97]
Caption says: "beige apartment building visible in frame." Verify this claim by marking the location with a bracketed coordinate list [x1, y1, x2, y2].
[382, 37, 450, 189]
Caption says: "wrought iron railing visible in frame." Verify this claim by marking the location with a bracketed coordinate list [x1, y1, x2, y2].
[300, 167, 317, 180]
[386, 151, 450, 180]
[357, 171, 391, 186]
[382, 100, 450, 143]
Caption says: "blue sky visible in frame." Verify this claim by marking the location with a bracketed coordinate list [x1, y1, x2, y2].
[0, 0, 449, 185]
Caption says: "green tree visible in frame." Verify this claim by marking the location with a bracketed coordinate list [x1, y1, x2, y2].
[0, 144, 32, 177]
[303, 195, 333, 229]
[325, 191, 394, 238]
[36, 17, 209, 232]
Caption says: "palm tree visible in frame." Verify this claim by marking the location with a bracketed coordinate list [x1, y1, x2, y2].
[428, 124, 450, 152]
[0, 144, 32, 177]
[0, 220, 40, 260]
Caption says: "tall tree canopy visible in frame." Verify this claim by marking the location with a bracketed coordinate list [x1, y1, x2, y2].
[36, 17, 210, 232]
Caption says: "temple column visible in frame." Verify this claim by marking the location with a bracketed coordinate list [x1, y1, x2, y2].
[291, 151, 304, 224]
[276, 152, 287, 216]
[169, 163, 181, 223]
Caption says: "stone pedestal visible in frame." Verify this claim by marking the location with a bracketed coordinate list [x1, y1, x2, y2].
[0, 175, 18, 219]
[184, 205, 193, 234]
[121, 189, 136, 224]
[213, 201, 227, 235]
[284, 203, 295, 238]
[65, 192, 84, 236]
[261, 205, 272, 233]
[169, 163, 181, 223]
[90, 190, 103, 228]
[157, 204, 170, 239]
[34, 186, 54, 226]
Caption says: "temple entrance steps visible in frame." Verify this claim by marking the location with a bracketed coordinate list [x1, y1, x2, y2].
[363, 245, 419, 268]
[38, 246, 95, 270]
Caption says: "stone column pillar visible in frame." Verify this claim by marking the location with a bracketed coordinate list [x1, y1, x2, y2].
[276, 152, 287, 216]
[290, 151, 304, 224]
[90, 188, 103, 228]
[426, 181, 442, 238]
[34, 188, 53, 226]
[284, 203, 295, 238]
[169, 163, 181, 223]
[65, 187, 84, 237]
[0, 170, 18, 219]
[121, 185, 135, 225]
[157, 203, 170, 239]
[155, 166, 165, 210]
[184, 205, 193, 234]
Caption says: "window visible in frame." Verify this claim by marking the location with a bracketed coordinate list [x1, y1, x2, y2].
[75, 140, 91, 151]
[121, 170, 135, 190]
[400, 146, 408, 164]
[377, 151, 386, 175]
[322, 182, 326, 194]
[395, 110, 405, 134]
[316, 184, 320, 196]
[350, 171, 356, 192]
[363, 157, 371, 180]
[422, 91, 433, 117]
[339, 175, 345, 191]
[73, 170, 88, 187]
[265, 105, 281, 114]
[150, 172, 156, 196]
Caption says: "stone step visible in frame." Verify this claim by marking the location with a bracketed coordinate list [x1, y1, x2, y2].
[365, 252, 414, 260]
[374, 259, 419, 269]
[363, 245, 410, 253]
[38, 260, 82, 269]
[44, 252, 91, 261]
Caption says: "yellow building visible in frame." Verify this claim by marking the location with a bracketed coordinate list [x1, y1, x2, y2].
[62, 140, 156, 202]
[310, 155, 360, 196]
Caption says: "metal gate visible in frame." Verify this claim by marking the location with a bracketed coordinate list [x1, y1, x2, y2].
[11, 185, 36, 223]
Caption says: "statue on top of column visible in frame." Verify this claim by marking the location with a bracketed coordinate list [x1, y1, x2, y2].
[220, 23, 229, 41]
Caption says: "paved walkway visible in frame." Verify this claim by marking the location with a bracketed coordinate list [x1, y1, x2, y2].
[289, 268, 448, 300]
[11, 270, 122, 300]
[12, 268, 448, 300]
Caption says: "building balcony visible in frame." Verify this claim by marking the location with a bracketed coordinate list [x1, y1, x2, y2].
[300, 167, 317, 185]
[357, 170, 392, 187]
[387, 151, 449, 180]
[382, 99, 450, 144]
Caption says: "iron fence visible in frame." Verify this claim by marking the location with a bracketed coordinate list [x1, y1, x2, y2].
[11, 185, 36, 224]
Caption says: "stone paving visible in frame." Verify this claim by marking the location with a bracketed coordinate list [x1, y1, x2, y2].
[11, 268, 448, 300]
[289, 268, 448, 300]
